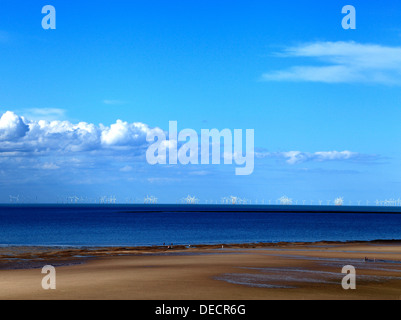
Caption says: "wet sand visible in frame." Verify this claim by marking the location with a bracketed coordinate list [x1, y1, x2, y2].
[1, 241, 401, 300]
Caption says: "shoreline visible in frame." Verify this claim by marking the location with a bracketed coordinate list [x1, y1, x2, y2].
[1, 239, 401, 271]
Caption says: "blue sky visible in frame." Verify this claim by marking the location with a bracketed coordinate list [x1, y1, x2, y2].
[1, 0, 401, 203]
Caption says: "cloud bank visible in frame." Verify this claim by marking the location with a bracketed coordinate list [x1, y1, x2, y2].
[263, 41, 401, 85]
[0, 111, 153, 157]
[0, 111, 376, 170]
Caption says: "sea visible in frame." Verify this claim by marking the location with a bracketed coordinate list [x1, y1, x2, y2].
[1, 204, 401, 247]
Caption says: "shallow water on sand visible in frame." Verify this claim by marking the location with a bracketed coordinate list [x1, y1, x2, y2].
[216, 261, 401, 289]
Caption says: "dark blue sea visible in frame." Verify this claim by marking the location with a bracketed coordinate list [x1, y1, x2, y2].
[1, 205, 401, 247]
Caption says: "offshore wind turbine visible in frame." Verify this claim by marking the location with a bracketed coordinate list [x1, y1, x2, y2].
[278, 196, 292, 205]
[334, 197, 344, 206]
[144, 196, 158, 204]
[229, 196, 239, 205]
[9, 195, 20, 203]
[183, 195, 199, 205]
[144, 196, 151, 204]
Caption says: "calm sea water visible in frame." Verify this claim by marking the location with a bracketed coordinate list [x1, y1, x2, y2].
[1, 205, 401, 247]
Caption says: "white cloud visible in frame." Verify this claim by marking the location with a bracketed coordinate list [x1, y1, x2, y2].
[281, 151, 310, 165]
[0, 111, 155, 156]
[22, 108, 67, 121]
[120, 165, 133, 172]
[314, 151, 354, 161]
[256, 150, 376, 165]
[147, 177, 178, 184]
[40, 163, 60, 170]
[101, 120, 149, 146]
[0, 111, 29, 141]
[263, 41, 401, 85]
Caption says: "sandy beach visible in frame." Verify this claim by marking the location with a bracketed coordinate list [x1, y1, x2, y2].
[1, 241, 401, 300]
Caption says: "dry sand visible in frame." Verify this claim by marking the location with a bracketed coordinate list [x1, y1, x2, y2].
[1, 241, 401, 300]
